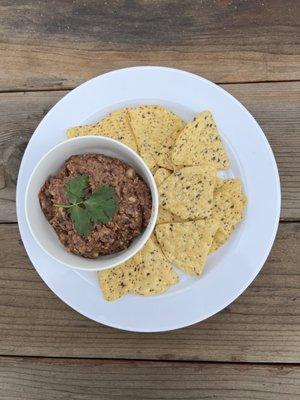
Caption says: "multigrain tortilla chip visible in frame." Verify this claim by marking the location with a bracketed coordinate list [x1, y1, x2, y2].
[172, 110, 230, 170]
[128, 105, 185, 170]
[98, 237, 178, 301]
[153, 168, 172, 187]
[212, 179, 247, 234]
[98, 253, 141, 301]
[215, 177, 224, 190]
[139, 142, 158, 172]
[154, 168, 185, 224]
[209, 179, 247, 253]
[133, 237, 179, 295]
[156, 219, 219, 276]
[159, 166, 216, 220]
[66, 109, 138, 152]
[209, 226, 234, 253]
[157, 208, 185, 224]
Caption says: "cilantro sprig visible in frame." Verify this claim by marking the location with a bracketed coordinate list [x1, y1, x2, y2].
[54, 175, 117, 236]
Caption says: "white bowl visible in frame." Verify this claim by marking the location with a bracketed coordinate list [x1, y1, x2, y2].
[25, 136, 159, 271]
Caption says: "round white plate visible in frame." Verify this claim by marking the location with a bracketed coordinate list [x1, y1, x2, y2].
[17, 67, 280, 332]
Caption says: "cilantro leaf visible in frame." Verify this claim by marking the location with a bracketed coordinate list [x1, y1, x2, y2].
[84, 186, 117, 224]
[65, 175, 89, 204]
[68, 205, 92, 236]
[55, 177, 117, 236]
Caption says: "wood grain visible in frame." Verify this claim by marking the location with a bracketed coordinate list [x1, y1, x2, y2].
[0, 1, 299, 394]
[0, 223, 299, 362]
[0, 357, 299, 400]
[0, 81, 299, 222]
[0, 0, 299, 90]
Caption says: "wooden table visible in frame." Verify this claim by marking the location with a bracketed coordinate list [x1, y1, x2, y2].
[0, 1, 299, 399]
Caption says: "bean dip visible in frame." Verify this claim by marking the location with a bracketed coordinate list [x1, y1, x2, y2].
[39, 154, 152, 258]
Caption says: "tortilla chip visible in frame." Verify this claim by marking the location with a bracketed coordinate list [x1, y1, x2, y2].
[215, 177, 224, 190]
[66, 109, 138, 152]
[153, 168, 172, 187]
[139, 142, 158, 172]
[159, 166, 216, 220]
[98, 252, 142, 301]
[157, 207, 185, 224]
[209, 227, 234, 254]
[156, 219, 219, 276]
[98, 237, 178, 301]
[128, 105, 185, 170]
[132, 237, 179, 295]
[213, 179, 247, 234]
[172, 110, 230, 169]
[154, 168, 185, 224]
[209, 179, 247, 253]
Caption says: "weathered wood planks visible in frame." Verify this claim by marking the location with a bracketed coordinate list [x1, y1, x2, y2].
[0, 223, 299, 363]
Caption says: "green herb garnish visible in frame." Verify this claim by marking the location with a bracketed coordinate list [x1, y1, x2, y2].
[54, 174, 117, 236]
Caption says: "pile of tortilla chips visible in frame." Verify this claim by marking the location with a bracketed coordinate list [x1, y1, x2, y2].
[67, 106, 247, 301]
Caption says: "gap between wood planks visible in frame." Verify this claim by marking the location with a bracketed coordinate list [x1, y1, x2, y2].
[0, 354, 299, 366]
[0, 79, 299, 94]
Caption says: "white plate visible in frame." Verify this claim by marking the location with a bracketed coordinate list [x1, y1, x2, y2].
[17, 67, 280, 332]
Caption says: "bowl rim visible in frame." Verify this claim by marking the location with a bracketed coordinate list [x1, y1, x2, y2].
[24, 135, 159, 271]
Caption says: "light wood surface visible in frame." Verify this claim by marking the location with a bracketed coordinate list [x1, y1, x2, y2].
[0, 0, 299, 91]
[1, 357, 299, 400]
[0, 1, 299, 398]
[0, 81, 299, 222]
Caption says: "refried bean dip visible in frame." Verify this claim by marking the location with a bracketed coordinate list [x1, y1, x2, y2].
[39, 154, 152, 258]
